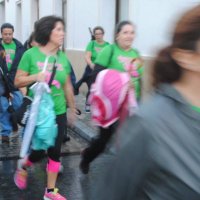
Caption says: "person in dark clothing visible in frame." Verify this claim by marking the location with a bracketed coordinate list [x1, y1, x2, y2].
[0, 23, 25, 144]
[23, 32, 38, 51]
[74, 26, 109, 113]
[92, 5, 200, 200]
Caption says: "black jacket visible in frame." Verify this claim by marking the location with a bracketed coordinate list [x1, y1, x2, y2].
[0, 38, 25, 93]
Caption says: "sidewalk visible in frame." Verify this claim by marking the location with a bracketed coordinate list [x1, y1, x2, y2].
[72, 94, 98, 141]
[0, 94, 96, 161]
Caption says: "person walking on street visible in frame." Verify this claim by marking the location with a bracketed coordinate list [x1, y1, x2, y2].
[0, 23, 25, 144]
[79, 21, 143, 174]
[74, 26, 109, 113]
[93, 5, 200, 200]
[13, 15, 76, 200]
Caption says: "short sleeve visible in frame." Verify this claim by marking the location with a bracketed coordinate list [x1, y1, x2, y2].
[18, 51, 31, 73]
[86, 41, 93, 52]
[94, 45, 113, 67]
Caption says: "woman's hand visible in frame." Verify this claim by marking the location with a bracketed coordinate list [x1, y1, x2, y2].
[67, 108, 77, 127]
[89, 63, 95, 70]
[64, 76, 77, 127]
[36, 71, 46, 82]
[134, 57, 143, 69]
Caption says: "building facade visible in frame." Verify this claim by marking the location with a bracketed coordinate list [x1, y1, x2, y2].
[0, 0, 200, 94]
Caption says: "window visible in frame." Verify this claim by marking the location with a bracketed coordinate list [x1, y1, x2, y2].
[0, 0, 5, 24]
[31, 0, 39, 29]
[15, 0, 22, 41]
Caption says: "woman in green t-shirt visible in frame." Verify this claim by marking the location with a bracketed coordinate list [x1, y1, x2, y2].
[80, 21, 143, 174]
[74, 26, 109, 112]
[13, 16, 76, 200]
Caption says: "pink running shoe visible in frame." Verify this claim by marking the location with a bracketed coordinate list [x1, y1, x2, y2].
[14, 168, 28, 190]
[43, 188, 67, 200]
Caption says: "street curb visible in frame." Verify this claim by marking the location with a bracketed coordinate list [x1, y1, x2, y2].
[71, 120, 97, 142]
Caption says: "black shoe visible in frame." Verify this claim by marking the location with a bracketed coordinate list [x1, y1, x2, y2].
[75, 108, 81, 115]
[74, 87, 79, 95]
[63, 135, 70, 143]
[79, 159, 89, 174]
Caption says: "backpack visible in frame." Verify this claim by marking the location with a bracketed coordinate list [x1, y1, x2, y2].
[89, 69, 137, 128]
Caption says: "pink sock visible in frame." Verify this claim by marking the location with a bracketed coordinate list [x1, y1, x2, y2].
[46, 158, 60, 173]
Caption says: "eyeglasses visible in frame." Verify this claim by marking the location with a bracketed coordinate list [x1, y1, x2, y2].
[94, 33, 103, 36]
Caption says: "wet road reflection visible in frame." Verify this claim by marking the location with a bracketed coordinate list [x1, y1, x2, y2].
[0, 154, 114, 200]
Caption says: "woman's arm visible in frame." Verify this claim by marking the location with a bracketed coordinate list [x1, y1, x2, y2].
[64, 76, 76, 125]
[14, 69, 46, 88]
[85, 51, 95, 69]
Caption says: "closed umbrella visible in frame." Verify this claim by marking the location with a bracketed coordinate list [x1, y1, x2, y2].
[20, 82, 50, 158]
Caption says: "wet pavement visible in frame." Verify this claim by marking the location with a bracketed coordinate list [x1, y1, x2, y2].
[0, 153, 114, 200]
[0, 94, 116, 200]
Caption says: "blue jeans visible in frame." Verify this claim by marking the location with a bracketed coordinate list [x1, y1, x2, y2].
[0, 91, 23, 136]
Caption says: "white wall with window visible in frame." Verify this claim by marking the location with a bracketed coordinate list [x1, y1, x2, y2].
[0, 0, 5, 24]
[129, 0, 200, 57]
[0, 0, 200, 56]
[15, 1, 22, 41]
[66, 0, 116, 50]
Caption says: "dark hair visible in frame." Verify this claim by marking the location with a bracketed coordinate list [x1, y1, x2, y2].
[34, 15, 65, 46]
[93, 26, 104, 35]
[153, 5, 200, 87]
[24, 32, 35, 50]
[1, 23, 14, 33]
[114, 20, 134, 42]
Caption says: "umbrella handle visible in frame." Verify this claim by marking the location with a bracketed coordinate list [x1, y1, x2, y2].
[42, 56, 50, 73]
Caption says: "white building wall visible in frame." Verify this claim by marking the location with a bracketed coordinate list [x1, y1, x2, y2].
[130, 0, 200, 57]
[66, 0, 115, 50]
[0, 1, 5, 24]
[4, 0, 16, 25]
[21, 0, 32, 42]
[1, 0, 200, 56]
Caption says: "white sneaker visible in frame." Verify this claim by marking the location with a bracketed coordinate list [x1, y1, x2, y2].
[85, 105, 90, 113]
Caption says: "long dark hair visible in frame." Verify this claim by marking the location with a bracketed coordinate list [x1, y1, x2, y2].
[153, 5, 200, 87]
[34, 15, 65, 46]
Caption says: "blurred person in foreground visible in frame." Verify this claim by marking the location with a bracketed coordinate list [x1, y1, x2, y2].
[79, 21, 143, 174]
[92, 5, 200, 200]
[14, 15, 76, 200]
[0, 23, 25, 144]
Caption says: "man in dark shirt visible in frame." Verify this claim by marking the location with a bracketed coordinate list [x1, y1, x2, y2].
[0, 23, 25, 144]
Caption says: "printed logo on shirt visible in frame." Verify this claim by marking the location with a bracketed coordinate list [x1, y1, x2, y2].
[37, 62, 63, 71]
[5, 49, 15, 65]
[95, 47, 103, 53]
[36, 61, 63, 89]
[118, 56, 139, 77]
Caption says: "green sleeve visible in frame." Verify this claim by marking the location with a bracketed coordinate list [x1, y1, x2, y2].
[85, 41, 93, 52]
[18, 51, 31, 73]
[94, 45, 113, 67]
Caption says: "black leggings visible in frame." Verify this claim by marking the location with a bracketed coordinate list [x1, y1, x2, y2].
[75, 65, 93, 104]
[82, 122, 118, 164]
[29, 113, 66, 163]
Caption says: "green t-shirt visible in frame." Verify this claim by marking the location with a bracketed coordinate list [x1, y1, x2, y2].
[2, 41, 16, 71]
[18, 46, 71, 115]
[86, 40, 109, 62]
[95, 43, 143, 99]
[191, 105, 200, 113]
